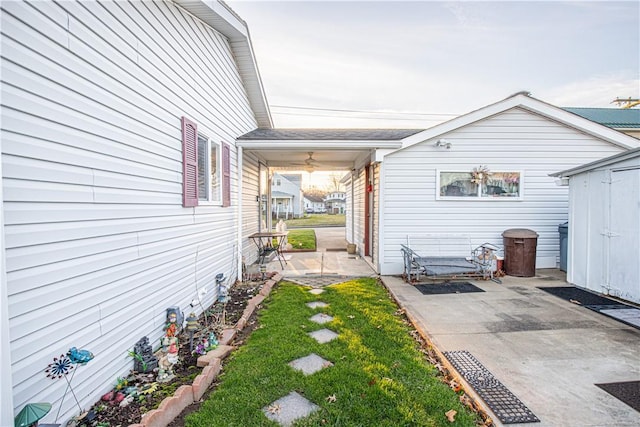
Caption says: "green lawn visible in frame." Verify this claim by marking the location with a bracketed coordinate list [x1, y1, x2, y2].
[286, 229, 317, 251]
[186, 278, 478, 427]
[285, 214, 346, 228]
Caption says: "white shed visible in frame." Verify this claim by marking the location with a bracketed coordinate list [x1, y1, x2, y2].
[552, 148, 640, 304]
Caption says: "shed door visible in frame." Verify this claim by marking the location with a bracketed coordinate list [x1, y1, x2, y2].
[608, 168, 640, 303]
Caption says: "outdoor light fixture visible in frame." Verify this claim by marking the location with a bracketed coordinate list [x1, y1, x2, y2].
[434, 139, 452, 149]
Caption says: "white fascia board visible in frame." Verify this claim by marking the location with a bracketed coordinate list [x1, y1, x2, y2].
[236, 140, 403, 150]
[175, 0, 248, 39]
[175, 0, 273, 128]
[394, 94, 640, 154]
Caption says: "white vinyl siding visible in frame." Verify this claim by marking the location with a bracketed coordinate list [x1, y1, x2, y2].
[241, 152, 261, 265]
[1, 1, 258, 423]
[567, 154, 640, 303]
[378, 108, 628, 275]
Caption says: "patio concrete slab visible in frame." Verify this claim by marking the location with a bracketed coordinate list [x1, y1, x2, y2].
[264, 227, 378, 277]
[262, 391, 319, 426]
[308, 328, 339, 344]
[288, 353, 333, 375]
[381, 271, 640, 427]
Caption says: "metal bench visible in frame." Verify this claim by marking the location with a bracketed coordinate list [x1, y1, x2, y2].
[400, 236, 501, 283]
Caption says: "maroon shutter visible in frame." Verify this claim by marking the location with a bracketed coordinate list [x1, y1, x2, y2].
[222, 142, 231, 207]
[181, 117, 198, 207]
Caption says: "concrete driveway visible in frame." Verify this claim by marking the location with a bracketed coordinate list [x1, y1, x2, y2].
[382, 271, 640, 427]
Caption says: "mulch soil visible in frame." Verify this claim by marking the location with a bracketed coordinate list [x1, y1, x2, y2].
[80, 273, 274, 427]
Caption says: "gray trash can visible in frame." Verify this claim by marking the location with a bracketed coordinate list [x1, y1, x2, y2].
[502, 229, 538, 277]
[558, 222, 568, 272]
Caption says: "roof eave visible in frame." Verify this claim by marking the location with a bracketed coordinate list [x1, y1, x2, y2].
[550, 147, 640, 177]
[174, 0, 273, 128]
[236, 140, 404, 149]
[396, 94, 640, 152]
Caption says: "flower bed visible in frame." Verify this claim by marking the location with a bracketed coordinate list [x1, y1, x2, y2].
[70, 273, 281, 427]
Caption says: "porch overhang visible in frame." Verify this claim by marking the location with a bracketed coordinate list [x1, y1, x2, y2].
[237, 128, 421, 171]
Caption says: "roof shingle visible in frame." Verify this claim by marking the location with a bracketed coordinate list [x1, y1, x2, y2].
[238, 128, 424, 141]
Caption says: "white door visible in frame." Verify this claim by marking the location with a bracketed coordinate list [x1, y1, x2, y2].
[608, 168, 640, 303]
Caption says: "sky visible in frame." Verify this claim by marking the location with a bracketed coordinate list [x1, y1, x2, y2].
[227, 0, 640, 129]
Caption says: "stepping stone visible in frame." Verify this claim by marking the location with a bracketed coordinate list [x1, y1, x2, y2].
[309, 313, 333, 324]
[308, 288, 325, 295]
[288, 353, 334, 375]
[263, 391, 320, 426]
[308, 328, 338, 344]
[306, 301, 328, 309]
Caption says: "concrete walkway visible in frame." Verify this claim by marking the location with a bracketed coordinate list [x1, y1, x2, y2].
[265, 227, 377, 278]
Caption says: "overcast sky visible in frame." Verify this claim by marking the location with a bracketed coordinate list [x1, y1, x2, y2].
[227, 0, 639, 129]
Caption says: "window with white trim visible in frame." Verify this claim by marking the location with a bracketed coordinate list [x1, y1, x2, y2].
[437, 170, 522, 199]
[197, 133, 221, 203]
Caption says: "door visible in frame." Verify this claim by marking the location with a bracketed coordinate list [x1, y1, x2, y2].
[608, 168, 640, 303]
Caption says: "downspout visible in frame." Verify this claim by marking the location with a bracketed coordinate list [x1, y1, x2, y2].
[0, 137, 14, 426]
[237, 146, 244, 281]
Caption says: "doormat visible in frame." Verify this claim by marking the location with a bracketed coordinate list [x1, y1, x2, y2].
[414, 282, 484, 295]
[595, 381, 640, 412]
[444, 350, 539, 424]
[538, 287, 640, 329]
[537, 286, 620, 306]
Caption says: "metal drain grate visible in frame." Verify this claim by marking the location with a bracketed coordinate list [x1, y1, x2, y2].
[444, 350, 540, 424]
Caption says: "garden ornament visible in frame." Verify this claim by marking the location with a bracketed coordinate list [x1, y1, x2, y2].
[14, 402, 51, 427]
[67, 347, 94, 365]
[157, 338, 180, 383]
[206, 331, 218, 351]
[185, 312, 199, 351]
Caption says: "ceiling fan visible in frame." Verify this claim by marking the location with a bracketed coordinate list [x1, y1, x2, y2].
[291, 152, 320, 172]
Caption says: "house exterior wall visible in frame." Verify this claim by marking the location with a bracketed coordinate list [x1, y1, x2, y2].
[568, 155, 640, 303]
[344, 169, 365, 255]
[241, 152, 261, 266]
[377, 107, 629, 275]
[1, 1, 259, 422]
[271, 173, 303, 217]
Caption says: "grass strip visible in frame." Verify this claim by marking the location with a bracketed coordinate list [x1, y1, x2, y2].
[286, 229, 317, 250]
[285, 214, 346, 227]
[186, 278, 477, 426]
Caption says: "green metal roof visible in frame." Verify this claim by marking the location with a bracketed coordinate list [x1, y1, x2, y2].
[564, 107, 640, 129]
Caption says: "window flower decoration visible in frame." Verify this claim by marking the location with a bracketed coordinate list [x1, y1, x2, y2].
[471, 165, 491, 185]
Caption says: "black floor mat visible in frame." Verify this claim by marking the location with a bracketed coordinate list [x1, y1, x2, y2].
[595, 381, 640, 412]
[414, 281, 484, 295]
[537, 286, 622, 306]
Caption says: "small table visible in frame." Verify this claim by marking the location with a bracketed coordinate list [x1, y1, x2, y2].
[248, 231, 289, 269]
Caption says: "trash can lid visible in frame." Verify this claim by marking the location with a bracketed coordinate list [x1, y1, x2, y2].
[502, 228, 539, 238]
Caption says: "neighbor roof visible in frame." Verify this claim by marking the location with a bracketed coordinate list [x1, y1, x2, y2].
[238, 129, 424, 141]
[563, 108, 640, 129]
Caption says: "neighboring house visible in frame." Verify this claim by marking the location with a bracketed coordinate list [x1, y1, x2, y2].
[303, 194, 326, 213]
[339, 94, 640, 275]
[551, 148, 640, 304]
[325, 191, 346, 214]
[271, 173, 303, 218]
[564, 107, 640, 139]
[0, 1, 271, 425]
